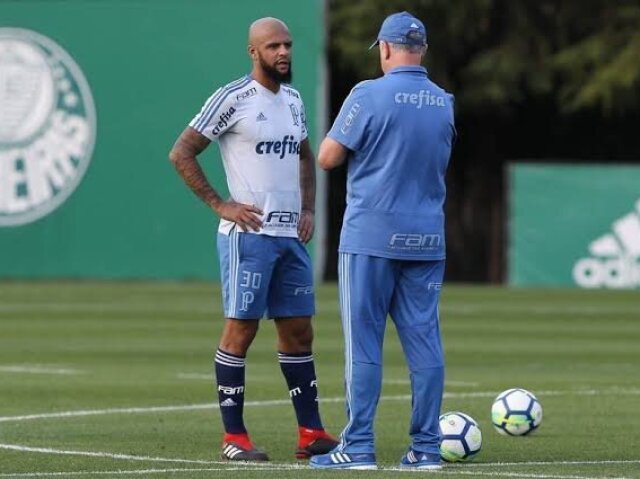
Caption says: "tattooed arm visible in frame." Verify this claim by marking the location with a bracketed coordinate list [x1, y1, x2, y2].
[297, 138, 316, 243]
[169, 127, 263, 232]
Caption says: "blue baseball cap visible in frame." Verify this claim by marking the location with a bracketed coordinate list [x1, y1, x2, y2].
[369, 11, 427, 50]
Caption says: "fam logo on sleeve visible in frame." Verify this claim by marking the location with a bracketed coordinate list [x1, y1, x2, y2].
[0, 28, 96, 227]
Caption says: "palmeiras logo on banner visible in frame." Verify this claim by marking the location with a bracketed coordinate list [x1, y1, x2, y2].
[0, 28, 96, 227]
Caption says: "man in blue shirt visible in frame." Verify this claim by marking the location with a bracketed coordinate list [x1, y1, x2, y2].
[310, 11, 455, 470]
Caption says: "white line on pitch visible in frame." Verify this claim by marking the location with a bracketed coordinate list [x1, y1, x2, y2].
[0, 444, 304, 470]
[0, 463, 637, 479]
[467, 459, 640, 467]
[436, 469, 632, 479]
[0, 365, 82, 376]
[0, 468, 301, 478]
[2, 388, 640, 424]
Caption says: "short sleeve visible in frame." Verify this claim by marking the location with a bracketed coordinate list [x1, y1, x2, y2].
[327, 82, 371, 152]
[189, 87, 240, 141]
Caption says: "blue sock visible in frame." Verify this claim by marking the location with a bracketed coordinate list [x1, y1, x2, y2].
[215, 349, 246, 434]
[278, 351, 323, 429]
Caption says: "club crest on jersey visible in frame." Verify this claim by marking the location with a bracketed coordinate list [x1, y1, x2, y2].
[289, 103, 300, 126]
[0, 28, 97, 227]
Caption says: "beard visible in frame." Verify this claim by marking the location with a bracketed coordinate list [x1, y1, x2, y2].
[259, 55, 293, 84]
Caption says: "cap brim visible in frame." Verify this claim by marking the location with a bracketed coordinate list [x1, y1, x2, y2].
[368, 39, 379, 50]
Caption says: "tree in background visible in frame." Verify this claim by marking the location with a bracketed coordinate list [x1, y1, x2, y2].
[325, 0, 640, 281]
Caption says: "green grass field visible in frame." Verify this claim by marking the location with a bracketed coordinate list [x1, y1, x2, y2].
[0, 282, 639, 479]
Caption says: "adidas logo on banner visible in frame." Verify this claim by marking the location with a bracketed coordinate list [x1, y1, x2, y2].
[220, 398, 237, 407]
[572, 199, 640, 288]
[256, 112, 267, 122]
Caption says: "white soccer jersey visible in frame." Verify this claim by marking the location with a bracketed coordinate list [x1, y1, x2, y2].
[189, 75, 308, 237]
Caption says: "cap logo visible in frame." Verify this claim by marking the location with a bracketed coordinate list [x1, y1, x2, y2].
[406, 30, 425, 43]
[411, 23, 419, 28]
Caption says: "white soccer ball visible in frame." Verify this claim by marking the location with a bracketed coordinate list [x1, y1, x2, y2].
[438, 411, 482, 462]
[491, 388, 543, 436]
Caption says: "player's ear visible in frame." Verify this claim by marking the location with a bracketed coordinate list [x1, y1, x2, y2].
[248, 44, 257, 60]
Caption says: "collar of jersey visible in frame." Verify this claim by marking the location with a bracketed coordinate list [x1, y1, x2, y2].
[248, 73, 283, 97]
[386, 65, 428, 76]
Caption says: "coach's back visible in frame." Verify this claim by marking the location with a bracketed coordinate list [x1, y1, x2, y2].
[328, 65, 455, 261]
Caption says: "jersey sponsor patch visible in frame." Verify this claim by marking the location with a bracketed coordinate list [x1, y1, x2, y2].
[236, 87, 257, 101]
[264, 210, 299, 231]
[211, 106, 236, 136]
[340, 102, 361, 134]
[255, 135, 300, 158]
[394, 89, 446, 108]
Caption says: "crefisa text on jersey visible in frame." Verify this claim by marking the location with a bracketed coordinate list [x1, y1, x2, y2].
[394, 89, 446, 108]
[211, 106, 236, 136]
[255, 135, 301, 159]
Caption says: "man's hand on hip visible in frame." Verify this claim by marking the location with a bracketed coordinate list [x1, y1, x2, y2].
[215, 201, 263, 232]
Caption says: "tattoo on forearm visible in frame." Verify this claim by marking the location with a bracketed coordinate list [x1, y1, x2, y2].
[173, 156, 221, 208]
[170, 130, 222, 211]
[300, 146, 316, 212]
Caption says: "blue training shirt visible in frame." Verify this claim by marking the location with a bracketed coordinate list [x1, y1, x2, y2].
[328, 65, 455, 260]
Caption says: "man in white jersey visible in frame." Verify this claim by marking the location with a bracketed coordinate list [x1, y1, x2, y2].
[169, 17, 337, 462]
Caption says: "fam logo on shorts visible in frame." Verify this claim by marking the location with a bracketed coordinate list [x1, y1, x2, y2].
[0, 28, 96, 227]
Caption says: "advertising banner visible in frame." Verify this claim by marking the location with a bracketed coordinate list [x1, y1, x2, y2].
[509, 164, 640, 288]
[0, 0, 323, 279]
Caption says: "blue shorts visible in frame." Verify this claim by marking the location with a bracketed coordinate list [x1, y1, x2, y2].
[217, 231, 315, 319]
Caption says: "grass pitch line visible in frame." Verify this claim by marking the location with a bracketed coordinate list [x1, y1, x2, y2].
[436, 470, 632, 479]
[2, 388, 640, 423]
[0, 365, 82, 376]
[0, 444, 305, 470]
[469, 459, 640, 467]
[0, 466, 635, 479]
[0, 468, 303, 478]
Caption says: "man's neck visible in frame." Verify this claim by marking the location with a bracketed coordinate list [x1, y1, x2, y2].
[251, 68, 281, 93]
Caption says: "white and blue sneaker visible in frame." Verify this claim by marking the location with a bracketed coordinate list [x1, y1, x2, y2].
[399, 449, 442, 469]
[309, 451, 377, 470]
